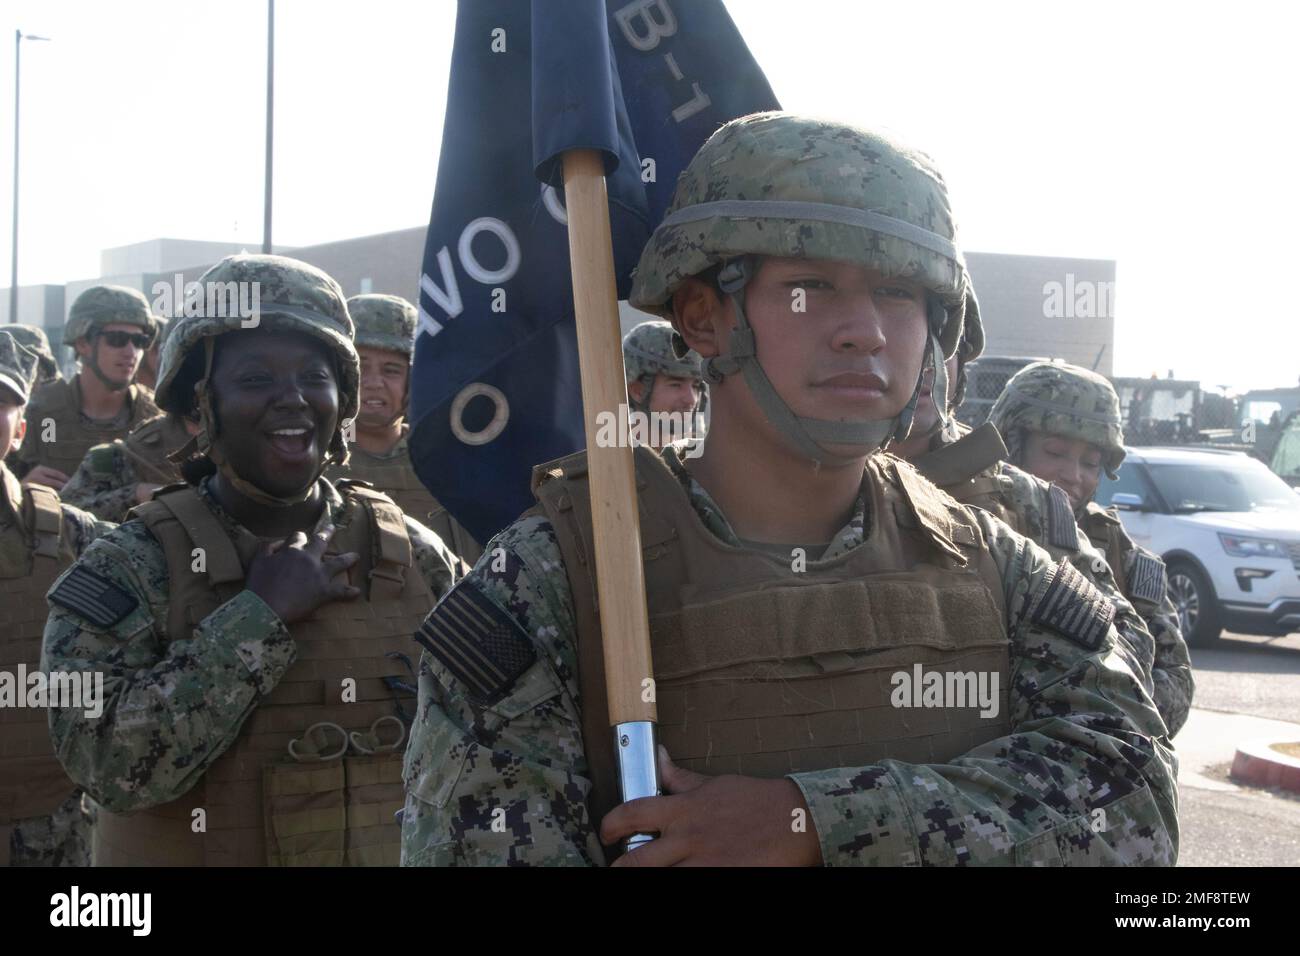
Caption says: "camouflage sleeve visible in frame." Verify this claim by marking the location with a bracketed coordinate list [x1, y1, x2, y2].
[1109, 528, 1194, 738]
[58, 443, 140, 523]
[403, 514, 462, 601]
[58, 501, 116, 558]
[401, 513, 602, 867]
[41, 522, 298, 813]
[996, 465, 1157, 693]
[1146, 595, 1194, 737]
[790, 511, 1178, 866]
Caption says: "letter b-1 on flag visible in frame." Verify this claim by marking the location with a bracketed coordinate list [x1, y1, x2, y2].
[409, 0, 778, 546]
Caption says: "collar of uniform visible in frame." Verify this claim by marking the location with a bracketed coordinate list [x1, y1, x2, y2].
[72, 373, 134, 429]
[195, 474, 345, 540]
[350, 424, 409, 464]
[660, 446, 867, 559]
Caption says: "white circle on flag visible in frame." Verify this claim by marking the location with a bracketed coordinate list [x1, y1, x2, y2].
[450, 382, 510, 446]
[542, 184, 568, 225]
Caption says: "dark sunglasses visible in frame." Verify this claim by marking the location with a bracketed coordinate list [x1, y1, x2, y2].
[96, 330, 152, 350]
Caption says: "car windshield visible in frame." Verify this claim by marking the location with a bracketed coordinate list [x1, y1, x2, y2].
[1146, 459, 1300, 514]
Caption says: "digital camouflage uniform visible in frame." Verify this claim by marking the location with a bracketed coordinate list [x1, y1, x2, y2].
[401, 114, 1178, 867]
[59, 414, 191, 522]
[988, 362, 1194, 736]
[326, 293, 482, 567]
[904, 320, 1166, 720]
[41, 257, 459, 867]
[0, 330, 112, 866]
[15, 286, 160, 481]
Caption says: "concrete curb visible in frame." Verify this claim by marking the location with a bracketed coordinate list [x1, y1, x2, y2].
[1230, 737, 1300, 793]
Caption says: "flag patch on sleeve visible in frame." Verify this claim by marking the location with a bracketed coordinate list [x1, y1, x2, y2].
[415, 579, 537, 704]
[48, 565, 139, 629]
[1029, 560, 1115, 651]
[1125, 549, 1168, 606]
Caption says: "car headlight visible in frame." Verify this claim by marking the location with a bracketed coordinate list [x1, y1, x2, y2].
[1218, 533, 1289, 558]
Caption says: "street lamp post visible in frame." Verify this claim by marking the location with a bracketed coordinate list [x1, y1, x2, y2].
[262, 0, 273, 254]
[9, 30, 50, 325]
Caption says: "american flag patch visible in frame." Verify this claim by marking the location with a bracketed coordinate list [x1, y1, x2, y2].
[1029, 560, 1115, 651]
[47, 565, 139, 629]
[1125, 549, 1168, 606]
[1046, 485, 1080, 551]
[415, 580, 537, 704]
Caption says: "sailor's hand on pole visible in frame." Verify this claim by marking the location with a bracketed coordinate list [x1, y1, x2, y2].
[602, 746, 824, 867]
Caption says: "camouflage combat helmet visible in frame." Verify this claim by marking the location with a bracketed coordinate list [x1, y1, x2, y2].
[155, 254, 359, 506]
[5, 324, 60, 385]
[987, 361, 1125, 478]
[629, 111, 977, 461]
[0, 329, 40, 405]
[347, 294, 417, 357]
[622, 319, 703, 413]
[63, 284, 157, 346]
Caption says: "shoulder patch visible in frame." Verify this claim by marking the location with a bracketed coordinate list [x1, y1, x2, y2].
[1125, 548, 1168, 606]
[48, 565, 139, 629]
[415, 578, 537, 704]
[1028, 560, 1115, 651]
[1046, 484, 1080, 551]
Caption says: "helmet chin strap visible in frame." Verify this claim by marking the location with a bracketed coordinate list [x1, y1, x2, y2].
[627, 374, 655, 416]
[703, 258, 948, 463]
[192, 337, 337, 508]
[84, 343, 131, 393]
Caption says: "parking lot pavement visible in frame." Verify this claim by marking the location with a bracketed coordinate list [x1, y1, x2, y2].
[1174, 631, 1300, 866]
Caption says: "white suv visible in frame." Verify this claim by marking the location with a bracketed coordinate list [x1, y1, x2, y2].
[1095, 446, 1300, 645]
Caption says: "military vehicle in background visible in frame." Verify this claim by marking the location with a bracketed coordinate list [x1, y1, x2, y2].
[957, 358, 1298, 482]
[1269, 411, 1300, 489]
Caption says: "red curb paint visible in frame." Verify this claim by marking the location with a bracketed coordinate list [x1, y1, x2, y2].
[1230, 738, 1300, 794]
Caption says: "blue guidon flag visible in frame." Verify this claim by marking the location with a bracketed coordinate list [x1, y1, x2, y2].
[409, 0, 778, 546]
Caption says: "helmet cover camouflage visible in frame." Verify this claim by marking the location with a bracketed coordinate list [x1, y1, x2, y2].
[629, 111, 975, 360]
[623, 320, 703, 384]
[347, 294, 417, 357]
[0, 329, 39, 405]
[5, 324, 60, 383]
[64, 285, 157, 346]
[154, 255, 359, 502]
[987, 360, 1126, 478]
[155, 254, 358, 423]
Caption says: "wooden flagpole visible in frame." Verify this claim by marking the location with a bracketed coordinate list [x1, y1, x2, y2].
[560, 149, 658, 843]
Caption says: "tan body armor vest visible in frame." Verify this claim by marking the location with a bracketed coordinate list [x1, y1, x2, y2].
[0, 467, 77, 864]
[533, 448, 1011, 828]
[92, 481, 432, 867]
[120, 415, 189, 485]
[327, 440, 482, 567]
[24, 377, 159, 477]
[911, 423, 1022, 533]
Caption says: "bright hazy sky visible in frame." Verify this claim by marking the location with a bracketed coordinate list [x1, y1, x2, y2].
[2, 0, 1296, 393]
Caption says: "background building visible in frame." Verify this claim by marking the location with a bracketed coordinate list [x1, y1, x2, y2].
[4, 230, 1119, 385]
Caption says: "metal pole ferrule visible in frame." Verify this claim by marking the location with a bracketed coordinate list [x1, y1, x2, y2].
[614, 720, 659, 851]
